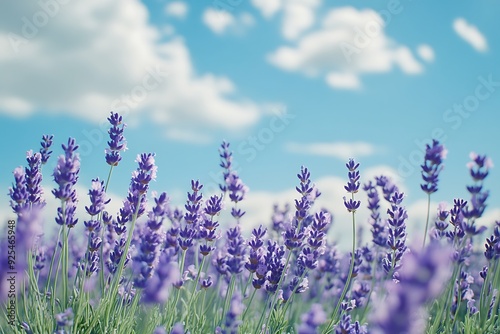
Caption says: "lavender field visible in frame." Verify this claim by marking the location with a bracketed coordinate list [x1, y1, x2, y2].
[1, 2, 500, 333]
[0, 112, 498, 333]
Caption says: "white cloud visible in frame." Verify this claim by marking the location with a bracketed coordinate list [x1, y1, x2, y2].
[203, 8, 235, 34]
[251, 0, 320, 40]
[251, 0, 282, 18]
[285, 141, 381, 160]
[0, 1, 269, 141]
[165, 1, 188, 19]
[202, 9, 255, 35]
[268, 7, 423, 90]
[417, 44, 435, 62]
[453, 18, 488, 52]
[326, 72, 360, 89]
[282, 1, 317, 40]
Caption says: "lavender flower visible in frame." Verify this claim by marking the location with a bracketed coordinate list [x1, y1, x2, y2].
[467, 152, 493, 182]
[199, 194, 222, 256]
[9, 152, 45, 275]
[85, 178, 110, 217]
[114, 153, 157, 239]
[375, 175, 399, 202]
[39, 134, 54, 165]
[446, 199, 467, 245]
[382, 192, 408, 277]
[226, 225, 246, 274]
[451, 271, 477, 318]
[284, 167, 315, 250]
[219, 140, 233, 192]
[218, 141, 248, 220]
[53, 138, 80, 228]
[105, 111, 127, 166]
[297, 304, 326, 334]
[431, 202, 450, 241]
[463, 152, 492, 223]
[335, 313, 367, 334]
[265, 241, 286, 294]
[364, 181, 386, 248]
[420, 139, 447, 194]
[343, 159, 361, 213]
[133, 192, 169, 288]
[246, 225, 267, 289]
[484, 221, 500, 260]
[142, 250, 179, 304]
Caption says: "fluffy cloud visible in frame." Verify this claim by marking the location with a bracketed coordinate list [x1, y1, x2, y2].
[285, 141, 381, 160]
[453, 18, 488, 52]
[267, 7, 424, 90]
[281, 0, 319, 40]
[165, 1, 188, 19]
[0, 1, 267, 141]
[202, 9, 255, 35]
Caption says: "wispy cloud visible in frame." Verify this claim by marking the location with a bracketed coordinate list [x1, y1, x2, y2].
[285, 141, 382, 160]
[453, 18, 488, 52]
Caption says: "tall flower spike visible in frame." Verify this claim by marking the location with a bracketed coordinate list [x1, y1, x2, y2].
[421, 139, 446, 247]
[218, 141, 248, 221]
[39, 134, 54, 165]
[133, 192, 169, 288]
[105, 111, 127, 166]
[382, 192, 408, 277]
[219, 140, 232, 192]
[343, 159, 361, 213]
[463, 152, 493, 221]
[8, 153, 45, 283]
[363, 181, 387, 248]
[420, 139, 446, 194]
[53, 138, 80, 228]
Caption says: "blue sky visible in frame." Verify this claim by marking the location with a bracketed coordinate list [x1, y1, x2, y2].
[1, 0, 499, 245]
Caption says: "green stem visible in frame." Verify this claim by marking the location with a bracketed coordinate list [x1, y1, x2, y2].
[104, 194, 142, 326]
[422, 193, 431, 248]
[99, 165, 114, 292]
[220, 276, 236, 328]
[242, 287, 258, 322]
[324, 197, 357, 334]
